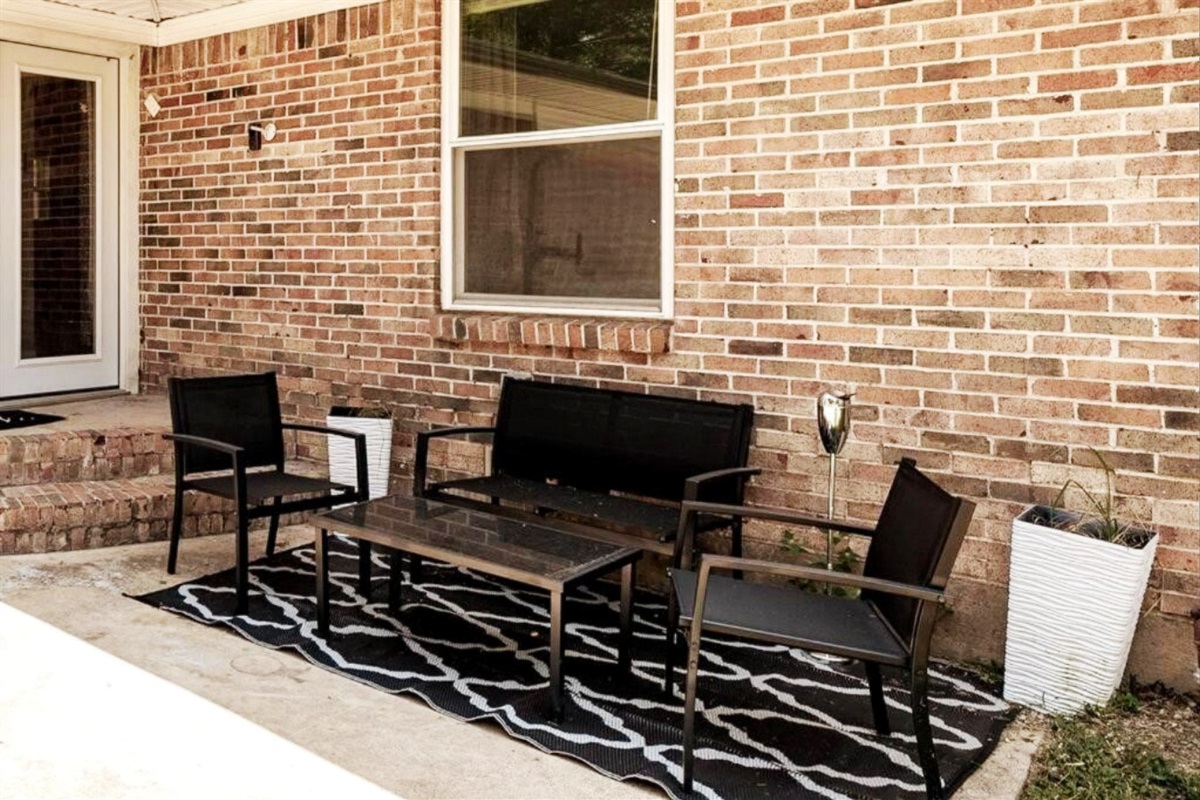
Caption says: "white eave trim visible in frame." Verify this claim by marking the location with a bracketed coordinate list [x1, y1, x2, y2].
[154, 0, 381, 45]
[0, 0, 382, 47]
[1, 0, 157, 45]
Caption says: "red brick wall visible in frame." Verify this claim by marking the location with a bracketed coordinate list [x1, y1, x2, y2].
[138, 0, 1200, 687]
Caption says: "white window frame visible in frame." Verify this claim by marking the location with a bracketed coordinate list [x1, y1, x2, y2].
[440, 0, 674, 319]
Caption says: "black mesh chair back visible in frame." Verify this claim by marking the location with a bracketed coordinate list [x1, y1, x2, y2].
[861, 458, 968, 646]
[168, 372, 285, 474]
[604, 393, 753, 503]
[491, 379, 754, 503]
[492, 380, 614, 490]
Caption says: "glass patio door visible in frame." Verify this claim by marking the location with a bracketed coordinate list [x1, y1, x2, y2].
[0, 42, 119, 399]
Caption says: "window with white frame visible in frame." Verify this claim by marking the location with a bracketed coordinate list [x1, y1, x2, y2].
[442, 0, 672, 317]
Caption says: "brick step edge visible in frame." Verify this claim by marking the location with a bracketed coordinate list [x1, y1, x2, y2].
[0, 473, 311, 556]
[0, 427, 174, 488]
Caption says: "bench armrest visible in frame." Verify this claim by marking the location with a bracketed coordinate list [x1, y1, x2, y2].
[413, 426, 497, 497]
[683, 466, 762, 502]
[693, 554, 945, 604]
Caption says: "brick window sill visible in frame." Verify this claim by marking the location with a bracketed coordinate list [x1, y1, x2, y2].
[431, 314, 671, 354]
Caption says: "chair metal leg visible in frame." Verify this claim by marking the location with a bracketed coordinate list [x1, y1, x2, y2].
[167, 490, 184, 574]
[265, 498, 281, 556]
[234, 514, 250, 615]
[910, 665, 943, 800]
[410, 553, 423, 583]
[681, 626, 704, 793]
[865, 662, 891, 736]
[663, 587, 680, 695]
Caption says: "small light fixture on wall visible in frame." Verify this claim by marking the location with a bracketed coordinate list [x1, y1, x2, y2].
[248, 121, 276, 151]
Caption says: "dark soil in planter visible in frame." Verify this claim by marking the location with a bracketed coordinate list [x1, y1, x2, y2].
[329, 405, 391, 419]
[1021, 505, 1155, 550]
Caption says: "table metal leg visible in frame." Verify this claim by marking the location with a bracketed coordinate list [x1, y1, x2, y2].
[358, 540, 372, 599]
[387, 550, 404, 614]
[549, 589, 564, 718]
[618, 561, 635, 673]
[316, 528, 330, 637]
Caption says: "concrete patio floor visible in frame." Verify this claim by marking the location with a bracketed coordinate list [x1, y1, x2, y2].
[0, 527, 1042, 799]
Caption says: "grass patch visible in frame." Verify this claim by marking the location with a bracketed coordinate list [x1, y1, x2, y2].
[1024, 692, 1200, 800]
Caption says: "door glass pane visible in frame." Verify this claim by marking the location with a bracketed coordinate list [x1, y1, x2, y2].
[21, 73, 96, 359]
[461, 0, 659, 136]
[462, 137, 661, 300]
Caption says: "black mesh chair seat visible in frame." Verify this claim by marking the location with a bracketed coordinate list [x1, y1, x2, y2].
[438, 475, 730, 540]
[671, 569, 908, 666]
[665, 458, 976, 800]
[165, 372, 369, 614]
[189, 472, 354, 505]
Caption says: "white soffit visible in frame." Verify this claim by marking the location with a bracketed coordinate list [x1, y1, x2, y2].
[0, 0, 382, 46]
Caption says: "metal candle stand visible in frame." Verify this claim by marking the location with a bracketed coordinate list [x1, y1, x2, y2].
[816, 391, 852, 587]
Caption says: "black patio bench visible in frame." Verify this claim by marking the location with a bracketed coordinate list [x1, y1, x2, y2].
[413, 378, 758, 558]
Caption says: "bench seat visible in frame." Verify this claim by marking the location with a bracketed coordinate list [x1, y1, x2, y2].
[434, 474, 733, 544]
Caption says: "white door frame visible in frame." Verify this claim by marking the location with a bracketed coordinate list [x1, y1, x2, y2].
[0, 26, 138, 399]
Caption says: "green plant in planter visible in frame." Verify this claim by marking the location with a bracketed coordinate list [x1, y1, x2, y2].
[1032, 449, 1151, 548]
[780, 528, 862, 598]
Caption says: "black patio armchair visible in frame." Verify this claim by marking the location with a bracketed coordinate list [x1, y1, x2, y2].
[665, 458, 975, 799]
[165, 372, 370, 614]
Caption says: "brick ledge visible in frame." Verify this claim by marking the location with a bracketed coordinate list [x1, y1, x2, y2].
[431, 314, 671, 354]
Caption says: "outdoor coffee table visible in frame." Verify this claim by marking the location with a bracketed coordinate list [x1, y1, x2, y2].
[311, 494, 641, 716]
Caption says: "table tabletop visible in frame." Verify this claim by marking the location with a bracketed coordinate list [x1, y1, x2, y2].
[313, 494, 641, 592]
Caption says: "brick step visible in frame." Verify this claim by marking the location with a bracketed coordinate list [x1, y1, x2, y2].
[0, 426, 174, 488]
[0, 459, 327, 556]
[0, 473, 239, 556]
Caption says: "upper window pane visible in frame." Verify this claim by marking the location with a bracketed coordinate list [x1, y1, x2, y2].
[460, 0, 659, 137]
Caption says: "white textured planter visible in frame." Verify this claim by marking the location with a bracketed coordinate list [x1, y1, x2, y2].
[325, 411, 393, 501]
[1003, 505, 1157, 714]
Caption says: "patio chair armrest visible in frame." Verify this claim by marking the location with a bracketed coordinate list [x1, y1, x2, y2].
[163, 433, 248, 496]
[283, 423, 370, 500]
[413, 426, 497, 497]
[282, 421, 367, 442]
[696, 554, 946, 604]
[683, 467, 762, 502]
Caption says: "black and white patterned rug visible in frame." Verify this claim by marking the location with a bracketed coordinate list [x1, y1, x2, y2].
[137, 536, 1014, 800]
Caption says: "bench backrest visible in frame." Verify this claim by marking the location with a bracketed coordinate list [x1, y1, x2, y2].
[491, 379, 754, 504]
